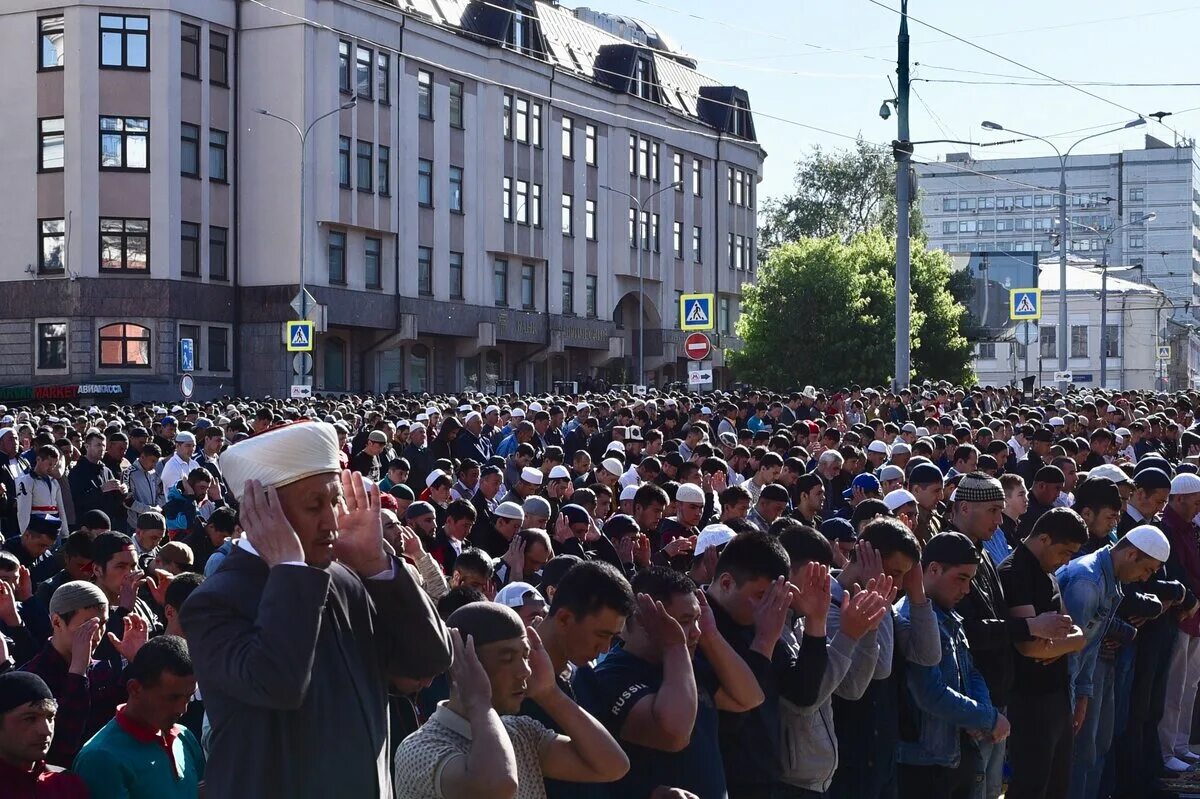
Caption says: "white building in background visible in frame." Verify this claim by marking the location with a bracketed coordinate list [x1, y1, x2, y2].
[971, 260, 1197, 392]
[917, 136, 1200, 310]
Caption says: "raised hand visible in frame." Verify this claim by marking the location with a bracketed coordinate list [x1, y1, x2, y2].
[69, 617, 103, 675]
[14, 565, 32, 602]
[634, 593, 687, 652]
[117, 569, 147, 611]
[752, 577, 796, 654]
[663, 536, 696, 558]
[450, 630, 493, 717]
[633, 534, 653, 568]
[0, 580, 19, 627]
[399, 527, 426, 561]
[502, 537, 526, 583]
[525, 626, 557, 701]
[791, 563, 833, 623]
[145, 569, 176, 608]
[552, 514, 574, 546]
[107, 614, 149, 662]
[695, 589, 718, 642]
[900, 557, 926, 602]
[840, 588, 890, 640]
[241, 479, 305, 567]
[332, 470, 388, 577]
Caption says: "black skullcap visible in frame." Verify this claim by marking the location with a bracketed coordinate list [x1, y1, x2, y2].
[447, 602, 527, 648]
[1133, 467, 1172, 492]
[78, 510, 111, 531]
[0, 671, 55, 716]
[851, 499, 891, 529]
[760, 484, 790, 503]
[922, 531, 982, 568]
[560, 504, 591, 527]
[390, 484, 415, 501]
[1034, 465, 1066, 485]
[602, 514, 640, 539]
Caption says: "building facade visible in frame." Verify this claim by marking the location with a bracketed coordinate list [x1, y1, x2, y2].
[0, 0, 764, 401]
[917, 137, 1200, 309]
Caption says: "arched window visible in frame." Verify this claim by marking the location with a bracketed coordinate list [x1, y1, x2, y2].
[98, 323, 151, 368]
[323, 337, 347, 391]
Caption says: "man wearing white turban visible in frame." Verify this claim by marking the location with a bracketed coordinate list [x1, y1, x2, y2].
[180, 421, 452, 798]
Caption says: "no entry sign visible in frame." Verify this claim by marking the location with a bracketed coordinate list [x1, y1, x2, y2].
[685, 332, 712, 361]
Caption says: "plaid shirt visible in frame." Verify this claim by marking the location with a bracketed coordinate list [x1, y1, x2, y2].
[20, 641, 126, 767]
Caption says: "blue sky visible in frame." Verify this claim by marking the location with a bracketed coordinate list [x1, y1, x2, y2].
[590, 0, 1200, 204]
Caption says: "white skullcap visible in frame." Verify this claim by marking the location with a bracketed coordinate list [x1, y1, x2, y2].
[676, 483, 706, 505]
[485, 405, 500, 415]
[884, 489, 918, 513]
[619, 484, 639, 501]
[548, 465, 571, 480]
[511, 408, 526, 418]
[426, 469, 450, 488]
[416, 413, 429, 422]
[606, 440, 626, 453]
[1126, 524, 1170, 562]
[409, 422, 426, 433]
[465, 411, 482, 424]
[520, 466, 544, 485]
[601, 458, 624, 477]
[222, 422, 341, 502]
[529, 402, 544, 412]
[425, 406, 438, 416]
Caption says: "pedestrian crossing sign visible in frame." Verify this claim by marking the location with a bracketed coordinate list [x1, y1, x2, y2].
[1009, 289, 1041, 321]
[286, 320, 314, 352]
[680, 293, 715, 331]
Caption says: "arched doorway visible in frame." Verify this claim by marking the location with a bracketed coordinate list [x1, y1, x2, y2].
[613, 291, 662, 385]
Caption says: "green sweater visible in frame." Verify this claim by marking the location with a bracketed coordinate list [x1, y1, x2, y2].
[73, 717, 204, 799]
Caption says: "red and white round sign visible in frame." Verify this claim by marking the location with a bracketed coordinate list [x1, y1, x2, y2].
[685, 332, 712, 361]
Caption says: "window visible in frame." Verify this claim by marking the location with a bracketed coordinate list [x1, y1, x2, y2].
[178, 325, 200, 371]
[628, 134, 637, 175]
[531, 102, 542, 147]
[209, 226, 227, 280]
[728, 233, 735, 268]
[638, 138, 649, 178]
[1040, 326, 1057, 359]
[652, 142, 660, 182]
[338, 136, 351, 187]
[521, 264, 536, 309]
[181, 222, 200, 276]
[692, 158, 702, 196]
[503, 95, 512, 139]
[39, 220, 65, 273]
[180, 123, 199, 177]
[1104, 325, 1120, 358]
[650, 213, 660, 252]
[376, 52, 389, 104]
[629, 208, 638, 248]
[585, 124, 597, 165]
[323, 337, 347, 391]
[736, 235, 745, 269]
[1070, 325, 1088, 358]
[181, 23, 200, 78]
[99, 218, 149, 272]
[633, 55, 657, 101]
[377, 145, 390, 196]
[356, 46, 372, 99]
[977, 342, 996, 360]
[449, 252, 464, 299]
[418, 159, 433, 206]
[515, 98, 529, 143]
[719, 298, 731, 335]
[561, 194, 573, 236]
[503, 177, 512, 221]
[363, 237, 381, 289]
[585, 199, 596, 240]
[100, 117, 149, 170]
[418, 70, 433, 119]
[210, 32, 228, 85]
[328, 230, 346, 284]
[356, 141, 373, 192]
[100, 15, 148, 69]
[531, 184, 542, 227]
[449, 80, 464, 128]
[673, 221, 683, 255]
[1130, 187, 1145, 202]
[449, 166, 463, 212]
[494, 259, 508, 305]
[942, 221, 957, 234]
[692, 226, 701, 263]
[417, 247, 433, 295]
[339, 41, 352, 93]
[37, 323, 67, 370]
[39, 16, 65, 70]
[562, 270, 574, 314]
[208, 326, 229, 372]
[98, 323, 151, 368]
[516, 180, 530, 224]
[562, 116, 574, 159]
[39, 118, 64, 171]
[673, 153, 683, 186]
[1130, 235, 1145, 249]
[586, 274, 597, 317]
[209, 129, 227, 182]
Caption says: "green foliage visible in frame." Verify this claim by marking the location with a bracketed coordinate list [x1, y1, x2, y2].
[730, 231, 972, 387]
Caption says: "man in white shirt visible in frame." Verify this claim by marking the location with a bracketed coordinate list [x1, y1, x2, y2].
[159, 431, 200, 491]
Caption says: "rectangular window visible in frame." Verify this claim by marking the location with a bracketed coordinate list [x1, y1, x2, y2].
[638, 138, 649, 178]
[719, 297, 731, 335]
[692, 158, 702, 195]
[181, 23, 200, 78]
[449, 252, 464, 299]
[100, 116, 149, 170]
[629, 208, 638, 248]
[736, 235, 745, 269]
[561, 194, 573, 236]
[378, 145, 390, 196]
[338, 136, 351, 187]
[693, 226, 701, 263]
[652, 141, 660, 181]
[1070, 325, 1089, 359]
[531, 102, 542, 147]
[728, 233, 735, 268]
[39, 219, 65, 273]
[1130, 235, 1144, 249]
[208, 326, 229, 372]
[356, 140, 373, 192]
[1104, 324, 1120, 358]
[417, 247, 433, 296]
[99, 323, 151, 368]
[449, 166, 463, 213]
[1039, 326, 1057, 359]
[516, 180, 529, 224]
[418, 159, 433, 206]
[417, 70, 433, 119]
[209, 226, 227, 280]
[503, 177, 512, 221]
[562, 116, 574, 159]
[629, 134, 637, 175]
[327, 230, 346, 284]
[943, 221, 957, 234]
[39, 117, 64, 171]
[673, 221, 683, 255]
[210, 32, 228, 86]
[356, 46, 372, 99]
[585, 124, 597, 166]
[516, 98, 529, 143]
[562, 270, 574, 314]
[40, 16, 65, 70]
[531, 184, 542, 227]
[209, 129, 227, 182]
[1130, 187, 1145, 202]
[100, 15, 149, 69]
[586, 275, 597, 317]
[494, 259, 508, 305]
[339, 41, 351, 93]
[449, 80, 464, 128]
[180, 221, 200, 276]
[37, 322, 67, 370]
[673, 152, 683, 185]
[734, 169, 745, 206]
[376, 52, 389, 104]
[503, 94, 512, 139]
[521, 264, 535, 309]
[585, 199, 597, 240]
[99, 218, 150, 272]
[181, 123, 199, 177]
[365, 237, 382, 289]
[977, 341, 996, 360]
[650, 213, 660, 252]
[640, 211, 651, 251]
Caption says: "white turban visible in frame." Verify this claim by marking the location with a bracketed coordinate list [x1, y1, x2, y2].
[222, 422, 342, 502]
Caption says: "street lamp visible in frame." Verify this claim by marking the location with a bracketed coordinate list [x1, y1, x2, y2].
[600, 181, 684, 387]
[256, 99, 357, 386]
[980, 117, 1146, 391]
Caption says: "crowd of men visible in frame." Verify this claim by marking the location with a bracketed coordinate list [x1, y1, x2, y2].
[1, 382, 1199, 798]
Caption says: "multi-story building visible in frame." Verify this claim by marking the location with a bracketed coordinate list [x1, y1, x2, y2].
[0, 0, 764, 401]
[917, 136, 1200, 309]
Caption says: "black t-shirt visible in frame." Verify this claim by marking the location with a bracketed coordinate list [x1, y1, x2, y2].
[574, 646, 726, 799]
[998, 543, 1069, 695]
[350, 450, 381, 482]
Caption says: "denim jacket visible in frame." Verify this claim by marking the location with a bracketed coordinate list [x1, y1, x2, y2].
[896, 597, 997, 768]
[1056, 546, 1125, 699]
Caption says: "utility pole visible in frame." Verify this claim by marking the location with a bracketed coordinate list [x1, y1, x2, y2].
[893, 0, 912, 390]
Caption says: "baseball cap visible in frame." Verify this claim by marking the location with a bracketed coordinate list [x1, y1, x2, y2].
[843, 473, 881, 500]
[695, 524, 736, 556]
[884, 489, 918, 513]
[820, 517, 856, 543]
[921, 532, 981, 567]
[676, 483, 706, 505]
[160, 416, 177, 426]
[494, 582, 547, 610]
[1126, 524, 1171, 562]
[879, 464, 905, 483]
